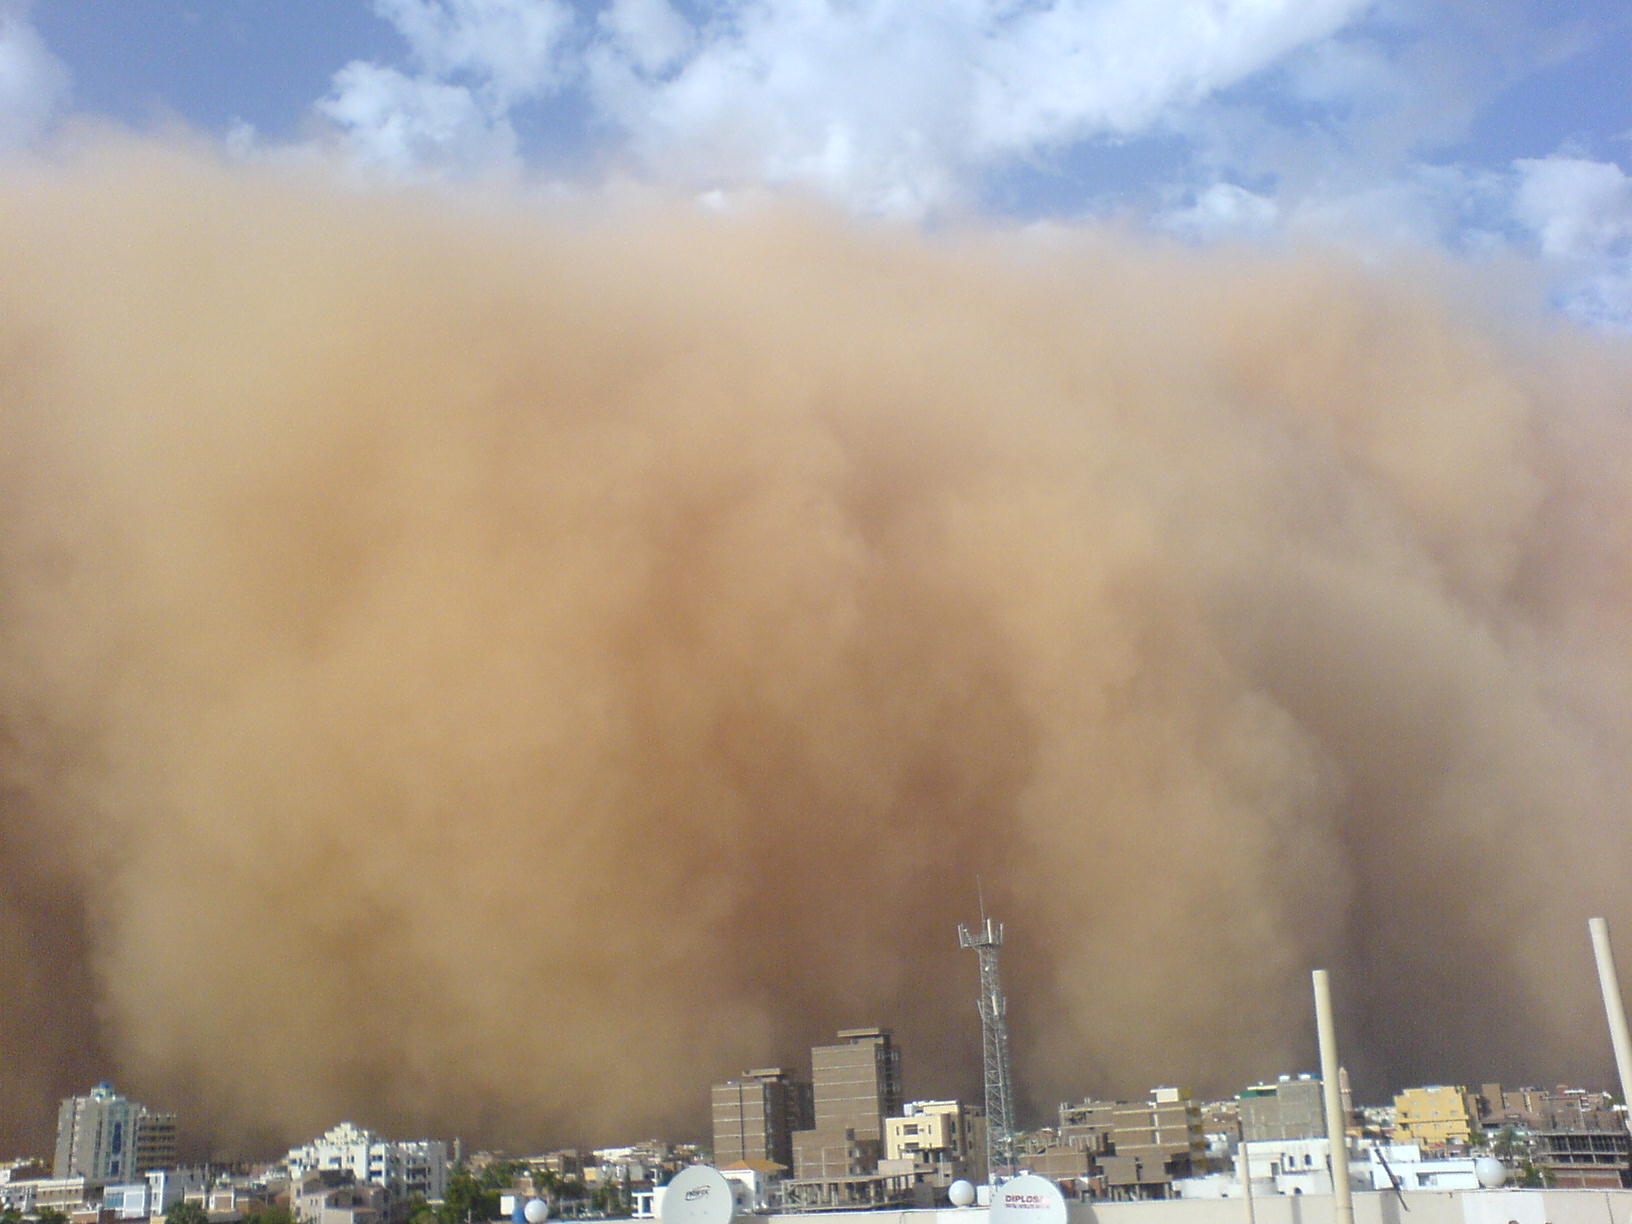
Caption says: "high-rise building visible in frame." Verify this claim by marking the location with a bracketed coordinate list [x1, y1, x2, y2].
[711, 1068, 813, 1171]
[811, 1028, 901, 1143]
[53, 1085, 177, 1181]
[790, 1027, 902, 1183]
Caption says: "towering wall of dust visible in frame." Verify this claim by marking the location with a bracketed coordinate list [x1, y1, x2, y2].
[1, 139, 1630, 1155]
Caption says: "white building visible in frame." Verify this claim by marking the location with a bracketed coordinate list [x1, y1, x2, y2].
[104, 1168, 209, 1220]
[284, 1122, 449, 1204]
[54, 1084, 177, 1181]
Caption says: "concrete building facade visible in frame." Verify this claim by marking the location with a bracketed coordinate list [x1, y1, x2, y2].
[711, 1067, 814, 1172]
[284, 1122, 448, 1204]
[1240, 1076, 1326, 1142]
[784, 1027, 908, 1208]
[1393, 1087, 1478, 1150]
[53, 1085, 177, 1181]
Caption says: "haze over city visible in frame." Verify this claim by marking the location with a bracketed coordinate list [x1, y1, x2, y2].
[1, 0, 1631, 1166]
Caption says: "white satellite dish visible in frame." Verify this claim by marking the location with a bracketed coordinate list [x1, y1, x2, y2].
[948, 1180, 976, 1207]
[1474, 1157, 1507, 1188]
[523, 1199, 549, 1224]
[660, 1165, 737, 1224]
[989, 1174, 1067, 1224]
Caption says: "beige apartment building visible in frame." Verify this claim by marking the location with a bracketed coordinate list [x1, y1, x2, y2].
[1392, 1085, 1478, 1149]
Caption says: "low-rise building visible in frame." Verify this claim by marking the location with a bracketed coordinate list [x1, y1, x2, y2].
[1393, 1086, 1477, 1150]
[284, 1123, 448, 1206]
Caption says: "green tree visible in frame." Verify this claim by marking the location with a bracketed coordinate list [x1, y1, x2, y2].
[252, 1205, 295, 1224]
[166, 1201, 210, 1224]
[439, 1165, 506, 1224]
[38, 1208, 71, 1224]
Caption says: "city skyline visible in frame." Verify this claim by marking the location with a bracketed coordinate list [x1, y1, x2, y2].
[3, 0, 1631, 1167]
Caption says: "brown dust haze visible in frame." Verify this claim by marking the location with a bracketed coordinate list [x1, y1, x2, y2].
[2, 138, 1631, 1158]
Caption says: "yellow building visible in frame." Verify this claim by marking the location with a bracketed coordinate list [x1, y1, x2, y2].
[1392, 1085, 1477, 1149]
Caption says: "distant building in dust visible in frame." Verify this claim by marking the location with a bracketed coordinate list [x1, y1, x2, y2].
[1240, 1074, 1327, 1141]
[53, 1084, 177, 1181]
[711, 1067, 813, 1172]
[792, 1027, 902, 1179]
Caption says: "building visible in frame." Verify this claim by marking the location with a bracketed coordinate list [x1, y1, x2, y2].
[880, 1101, 987, 1189]
[810, 1028, 902, 1144]
[103, 1169, 208, 1220]
[1100, 1088, 1208, 1200]
[785, 1027, 907, 1208]
[1240, 1076, 1326, 1142]
[292, 1171, 387, 1224]
[1059, 1100, 1119, 1158]
[711, 1068, 813, 1172]
[53, 1084, 178, 1181]
[789, 1027, 901, 1180]
[1392, 1086, 1477, 1151]
[284, 1122, 448, 1204]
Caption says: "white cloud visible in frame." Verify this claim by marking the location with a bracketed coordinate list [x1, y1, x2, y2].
[1513, 155, 1632, 260]
[0, 0, 69, 152]
[318, 60, 520, 176]
[1508, 154, 1632, 328]
[583, 0, 1371, 216]
[597, 0, 692, 76]
[972, 0, 1366, 154]
[1160, 181, 1280, 240]
[374, 0, 575, 106]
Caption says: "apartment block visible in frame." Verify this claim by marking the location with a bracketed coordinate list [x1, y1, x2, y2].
[1392, 1086, 1477, 1150]
[53, 1084, 177, 1181]
[284, 1122, 448, 1204]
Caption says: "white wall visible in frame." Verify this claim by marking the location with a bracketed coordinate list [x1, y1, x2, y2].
[761, 1188, 1632, 1224]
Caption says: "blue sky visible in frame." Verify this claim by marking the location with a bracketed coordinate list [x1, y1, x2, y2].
[6, 0, 1632, 321]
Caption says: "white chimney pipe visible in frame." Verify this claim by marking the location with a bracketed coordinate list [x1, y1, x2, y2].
[1313, 969, 1354, 1224]
[1588, 917, 1632, 1131]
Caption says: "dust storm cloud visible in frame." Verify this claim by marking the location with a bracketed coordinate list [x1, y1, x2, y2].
[1, 138, 1630, 1156]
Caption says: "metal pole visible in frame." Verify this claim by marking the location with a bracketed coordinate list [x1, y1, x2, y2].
[1312, 970, 1354, 1224]
[1238, 1135, 1256, 1224]
[1588, 917, 1632, 1132]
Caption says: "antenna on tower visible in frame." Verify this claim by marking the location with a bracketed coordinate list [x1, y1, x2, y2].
[959, 901, 1017, 1187]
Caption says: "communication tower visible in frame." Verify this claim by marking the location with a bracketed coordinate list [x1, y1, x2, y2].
[958, 911, 1017, 1185]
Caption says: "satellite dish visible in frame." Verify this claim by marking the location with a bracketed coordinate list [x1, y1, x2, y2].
[989, 1174, 1067, 1224]
[948, 1180, 976, 1207]
[523, 1199, 549, 1224]
[660, 1166, 737, 1224]
[1474, 1157, 1507, 1188]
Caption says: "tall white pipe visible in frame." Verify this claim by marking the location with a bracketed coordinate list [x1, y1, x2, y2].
[1238, 1135, 1256, 1224]
[1588, 917, 1632, 1131]
[1313, 970, 1354, 1224]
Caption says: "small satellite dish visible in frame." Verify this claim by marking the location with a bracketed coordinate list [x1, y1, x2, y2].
[948, 1180, 976, 1207]
[989, 1174, 1067, 1224]
[1474, 1157, 1507, 1188]
[660, 1166, 737, 1224]
[523, 1199, 549, 1224]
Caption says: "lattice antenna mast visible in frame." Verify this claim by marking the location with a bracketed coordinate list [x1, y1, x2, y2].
[958, 912, 1017, 1186]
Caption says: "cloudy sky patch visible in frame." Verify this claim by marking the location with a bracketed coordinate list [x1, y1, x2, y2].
[16, 0, 1632, 323]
